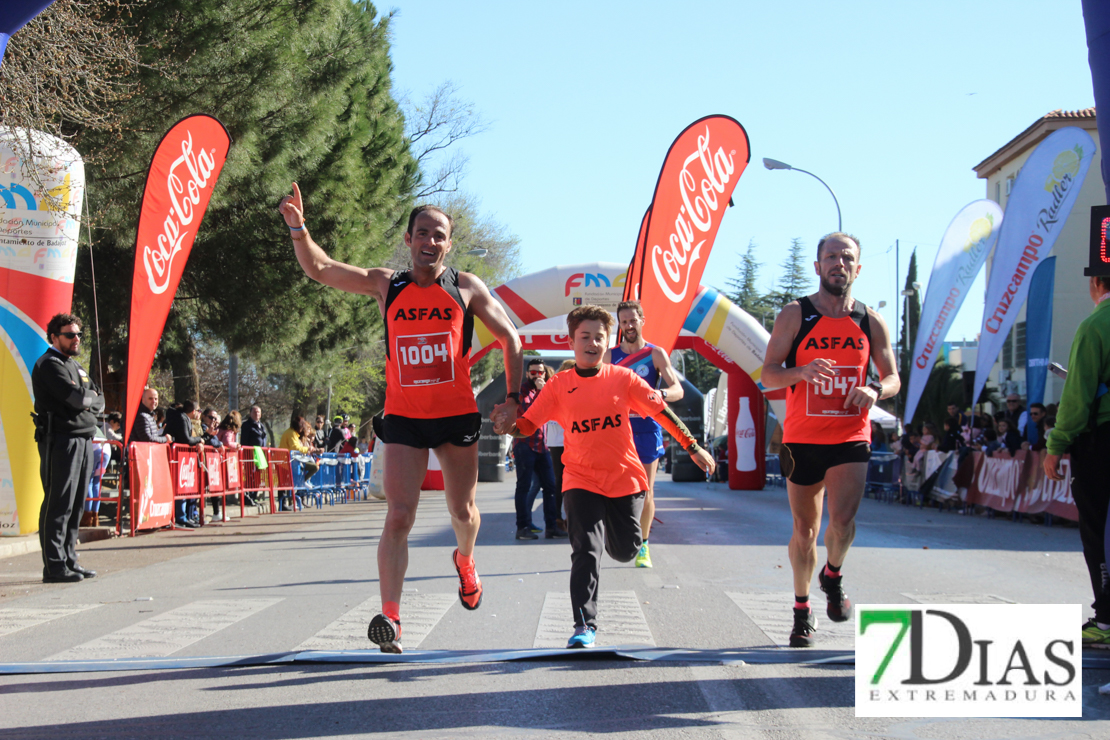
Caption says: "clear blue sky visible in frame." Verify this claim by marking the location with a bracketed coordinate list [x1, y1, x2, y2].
[383, 0, 1095, 343]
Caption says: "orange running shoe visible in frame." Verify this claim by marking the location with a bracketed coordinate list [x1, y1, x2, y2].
[453, 548, 483, 610]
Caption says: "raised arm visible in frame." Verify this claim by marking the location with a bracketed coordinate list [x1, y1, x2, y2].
[760, 301, 834, 391]
[279, 182, 390, 300]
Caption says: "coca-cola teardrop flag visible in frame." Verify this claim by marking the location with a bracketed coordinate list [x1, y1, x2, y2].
[124, 115, 231, 443]
[632, 115, 750, 352]
[972, 126, 1095, 407]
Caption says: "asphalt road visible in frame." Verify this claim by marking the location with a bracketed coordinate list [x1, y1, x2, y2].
[1, 474, 1109, 738]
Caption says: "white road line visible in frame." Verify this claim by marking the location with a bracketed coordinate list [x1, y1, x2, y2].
[296, 593, 455, 652]
[726, 591, 855, 648]
[533, 591, 654, 648]
[0, 604, 102, 639]
[902, 592, 1015, 604]
[46, 599, 282, 661]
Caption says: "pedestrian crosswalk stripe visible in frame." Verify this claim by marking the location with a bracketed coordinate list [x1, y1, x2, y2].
[46, 599, 282, 661]
[726, 592, 855, 648]
[903, 593, 1015, 604]
[297, 593, 455, 652]
[0, 604, 102, 639]
[533, 591, 654, 649]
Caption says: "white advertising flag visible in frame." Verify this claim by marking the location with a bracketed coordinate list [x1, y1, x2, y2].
[903, 200, 1003, 424]
[973, 126, 1095, 406]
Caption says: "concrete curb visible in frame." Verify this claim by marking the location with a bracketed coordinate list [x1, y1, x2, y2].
[0, 536, 40, 559]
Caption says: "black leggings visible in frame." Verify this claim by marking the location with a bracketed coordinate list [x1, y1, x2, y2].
[564, 488, 645, 628]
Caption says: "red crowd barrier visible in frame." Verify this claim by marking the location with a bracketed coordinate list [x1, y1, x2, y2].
[120, 443, 367, 535]
[918, 449, 1079, 520]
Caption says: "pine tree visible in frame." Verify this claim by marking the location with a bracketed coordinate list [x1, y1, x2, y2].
[897, 249, 922, 418]
[776, 237, 813, 304]
[727, 240, 761, 311]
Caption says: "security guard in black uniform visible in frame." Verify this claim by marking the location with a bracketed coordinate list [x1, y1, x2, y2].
[31, 313, 104, 583]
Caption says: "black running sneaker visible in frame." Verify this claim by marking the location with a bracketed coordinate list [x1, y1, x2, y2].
[818, 570, 852, 622]
[367, 613, 402, 654]
[789, 607, 817, 648]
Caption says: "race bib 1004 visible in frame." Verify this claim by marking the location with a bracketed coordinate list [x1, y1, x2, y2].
[806, 366, 862, 417]
[396, 332, 454, 387]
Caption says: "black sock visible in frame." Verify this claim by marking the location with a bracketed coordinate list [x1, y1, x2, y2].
[824, 562, 841, 578]
[794, 594, 809, 609]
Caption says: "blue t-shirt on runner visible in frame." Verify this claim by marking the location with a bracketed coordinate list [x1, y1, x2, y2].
[610, 343, 662, 435]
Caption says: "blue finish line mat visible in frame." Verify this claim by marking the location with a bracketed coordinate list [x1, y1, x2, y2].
[3, 647, 1108, 675]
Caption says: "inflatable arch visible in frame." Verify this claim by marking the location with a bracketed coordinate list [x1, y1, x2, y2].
[0, 129, 86, 535]
[469, 262, 787, 489]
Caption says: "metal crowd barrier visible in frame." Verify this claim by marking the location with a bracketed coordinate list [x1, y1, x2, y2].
[83, 438, 126, 535]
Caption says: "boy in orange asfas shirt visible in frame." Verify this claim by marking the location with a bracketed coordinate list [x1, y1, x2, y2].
[494, 305, 715, 648]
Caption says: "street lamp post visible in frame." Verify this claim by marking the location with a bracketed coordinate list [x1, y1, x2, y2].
[762, 158, 842, 232]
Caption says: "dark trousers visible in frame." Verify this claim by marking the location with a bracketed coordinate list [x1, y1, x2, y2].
[514, 444, 558, 529]
[1069, 425, 1110, 622]
[550, 446, 565, 518]
[37, 434, 94, 573]
[565, 488, 645, 628]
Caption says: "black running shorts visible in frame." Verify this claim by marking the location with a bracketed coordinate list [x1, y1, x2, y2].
[779, 441, 871, 486]
[375, 412, 482, 449]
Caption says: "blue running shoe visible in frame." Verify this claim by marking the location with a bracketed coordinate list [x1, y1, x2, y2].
[566, 625, 596, 649]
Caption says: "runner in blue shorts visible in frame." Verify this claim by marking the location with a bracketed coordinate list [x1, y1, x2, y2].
[605, 300, 686, 568]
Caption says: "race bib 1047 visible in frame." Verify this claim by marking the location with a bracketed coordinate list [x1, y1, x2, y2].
[396, 332, 454, 387]
[806, 365, 862, 417]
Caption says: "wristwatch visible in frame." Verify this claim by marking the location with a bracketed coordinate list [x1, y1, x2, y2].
[867, 381, 883, 399]
[660, 389, 668, 401]
[506, 392, 520, 403]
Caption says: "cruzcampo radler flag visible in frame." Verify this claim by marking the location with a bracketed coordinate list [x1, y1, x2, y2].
[124, 115, 231, 444]
[903, 199, 1003, 424]
[972, 126, 1095, 405]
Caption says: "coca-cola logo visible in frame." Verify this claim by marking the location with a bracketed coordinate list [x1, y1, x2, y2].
[735, 428, 756, 439]
[178, 455, 198, 489]
[650, 126, 736, 303]
[142, 132, 217, 295]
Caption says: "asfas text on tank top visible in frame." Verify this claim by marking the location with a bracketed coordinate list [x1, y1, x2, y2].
[611, 343, 662, 434]
[382, 267, 478, 419]
[782, 296, 872, 445]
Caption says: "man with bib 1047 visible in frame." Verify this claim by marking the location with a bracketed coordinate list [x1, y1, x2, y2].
[761, 232, 898, 648]
[280, 184, 523, 653]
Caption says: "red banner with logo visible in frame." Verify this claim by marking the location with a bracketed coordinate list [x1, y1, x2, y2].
[631, 115, 749, 352]
[1018, 451, 1078, 520]
[124, 115, 231, 443]
[203, 446, 225, 493]
[173, 444, 200, 495]
[130, 442, 174, 531]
